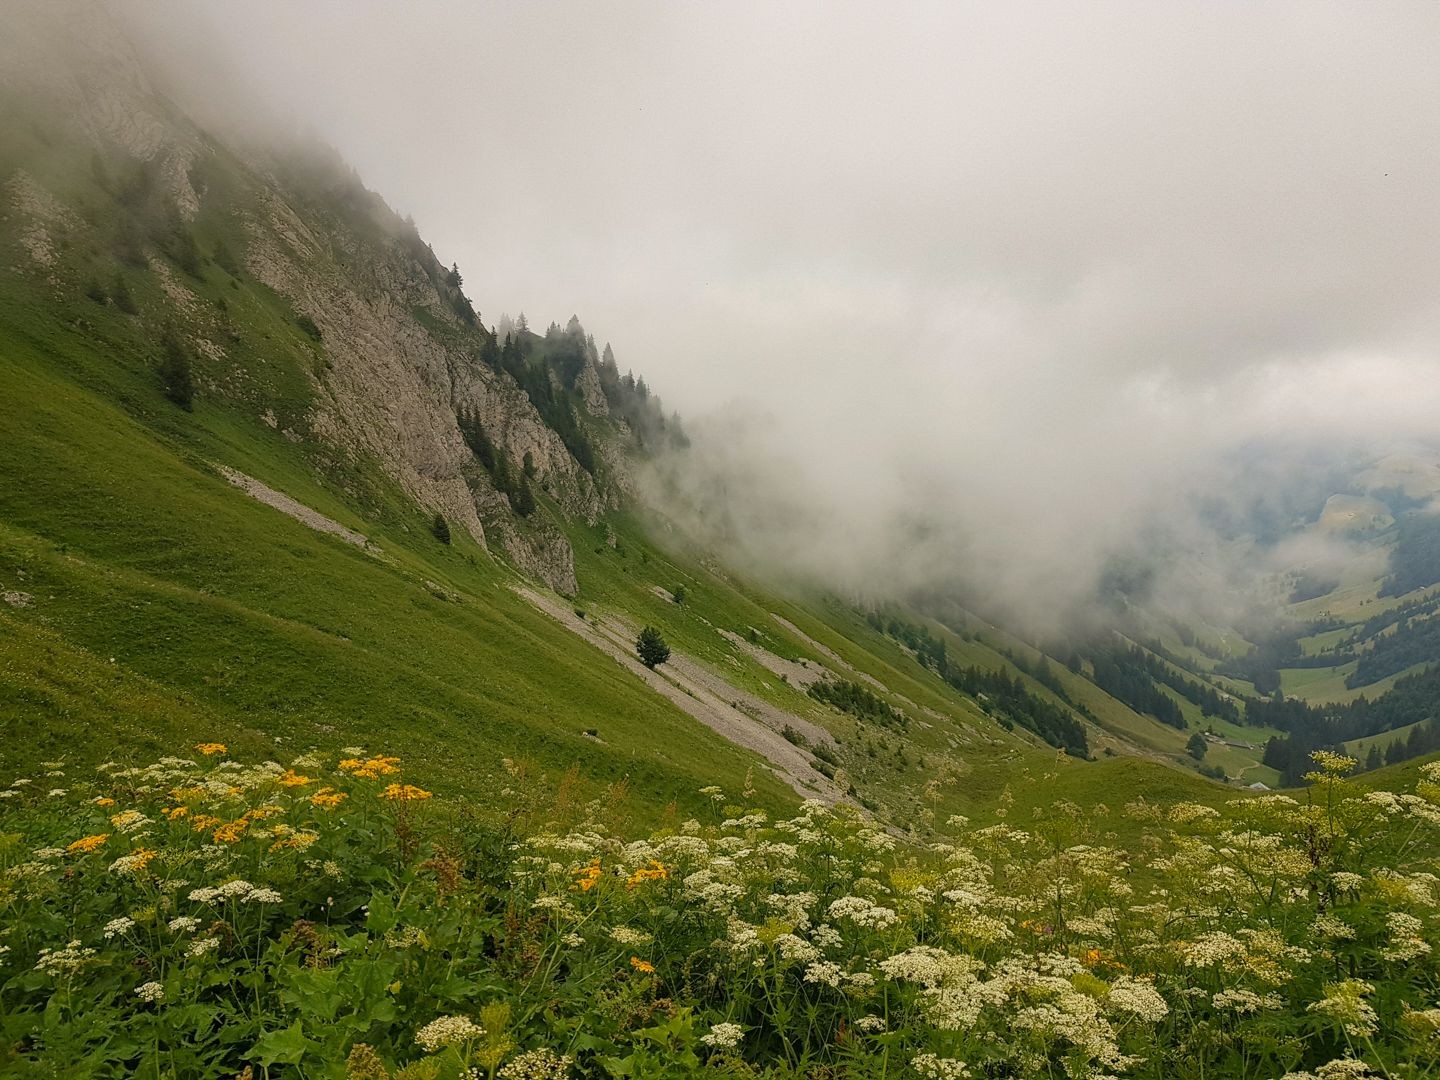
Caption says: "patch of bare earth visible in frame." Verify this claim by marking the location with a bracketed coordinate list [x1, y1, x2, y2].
[770, 613, 888, 692]
[719, 629, 829, 691]
[217, 466, 375, 552]
[515, 586, 847, 803]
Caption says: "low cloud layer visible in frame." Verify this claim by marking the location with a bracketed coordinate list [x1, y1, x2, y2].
[119, 1, 1440, 626]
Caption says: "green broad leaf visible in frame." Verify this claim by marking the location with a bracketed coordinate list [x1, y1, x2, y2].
[598, 1054, 636, 1077]
[250, 1020, 311, 1066]
[364, 892, 397, 934]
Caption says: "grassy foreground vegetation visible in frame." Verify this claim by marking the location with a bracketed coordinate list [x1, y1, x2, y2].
[3, 743, 1440, 1078]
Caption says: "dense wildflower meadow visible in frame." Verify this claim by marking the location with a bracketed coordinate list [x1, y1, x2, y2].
[2, 747, 1440, 1078]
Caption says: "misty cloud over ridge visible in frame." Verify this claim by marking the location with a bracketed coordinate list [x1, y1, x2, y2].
[114, 1, 1440, 622]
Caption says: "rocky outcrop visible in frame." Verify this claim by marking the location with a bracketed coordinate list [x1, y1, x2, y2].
[2, 1, 618, 597]
[574, 359, 609, 418]
[489, 519, 579, 597]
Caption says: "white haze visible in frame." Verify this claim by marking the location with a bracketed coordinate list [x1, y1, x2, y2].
[116, 1, 1440, 628]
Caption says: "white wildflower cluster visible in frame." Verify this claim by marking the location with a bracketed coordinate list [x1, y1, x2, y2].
[103, 917, 135, 939]
[167, 916, 201, 934]
[1308, 980, 1378, 1037]
[494, 1047, 573, 1079]
[414, 1015, 486, 1052]
[654, 834, 710, 862]
[134, 981, 165, 1004]
[188, 880, 281, 904]
[1282, 1058, 1376, 1079]
[1106, 976, 1169, 1023]
[683, 870, 743, 913]
[802, 960, 845, 988]
[1330, 871, 1365, 893]
[700, 1022, 744, 1050]
[186, 937, 221, 958]
[826, 895, 898, 930]
[1212, 988, 1285, 1013]
[773, 933, 820, 965]
[911, 1052, 971, 1078]
[221, 761, 286, 791]
[1311, 913, 1355, 940]
[1181, 931, 1247, 967]
[608, 926, 652, 947]
[879, 945, 980, 990]
[34, 941, 97, 977]
[1380, 911, 1430, 961]
[109, 810, 152, 834]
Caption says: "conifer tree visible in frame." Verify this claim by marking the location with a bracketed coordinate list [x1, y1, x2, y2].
[158, 329, 195, 411]
[636, 625, 670, 669]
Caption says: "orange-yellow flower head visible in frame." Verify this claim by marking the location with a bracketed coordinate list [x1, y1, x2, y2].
[626, 860, 670, 889]
[310, 787, 347, 810]
[67, 833, 110, 854]
[574, 858, 602, 892]
[213, 820, 249, 844]
[194, 743, 228, 756]
[276, 769, 314, 788]
[340, 756, 401, 779]
[630, 956, 656, 974]
[380, 783, 432, 802]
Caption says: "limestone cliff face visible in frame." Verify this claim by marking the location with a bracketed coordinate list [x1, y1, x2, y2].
[1, 0, 618, 595]
[574, 359, 610, 418]
[239, 180, 607, 570]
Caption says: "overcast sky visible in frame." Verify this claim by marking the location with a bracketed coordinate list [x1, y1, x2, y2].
[122, 1, 1440, 617]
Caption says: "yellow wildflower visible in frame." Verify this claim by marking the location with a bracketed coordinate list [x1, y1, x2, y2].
[213, 820, 249, 844]
[574, 858, 602, 892]
[244, 804, 285, 822]
[93, 797, 116, 807]
[276, 769, 314, 788]
[630, 956, 655, 974]
[67, 833, 110, 854]
[194, 743, 228, 756]
[190, 814, 222, 833]
[310, 787, 347, 810]
[626, 860, 669, 889]
[341, 756, 401, 779]
[380, 783, 432, 802]
[163, 806, 190, 820]
[269, 830, 319, 852]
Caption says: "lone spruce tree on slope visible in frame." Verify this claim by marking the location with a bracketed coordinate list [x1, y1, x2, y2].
[636, 625, 670, 669]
